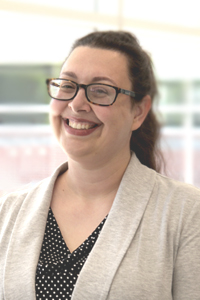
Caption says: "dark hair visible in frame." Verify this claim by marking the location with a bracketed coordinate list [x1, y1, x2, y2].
[69, 31, 163, 172]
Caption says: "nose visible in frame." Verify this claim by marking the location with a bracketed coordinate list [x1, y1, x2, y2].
[68, 86, 91, 113]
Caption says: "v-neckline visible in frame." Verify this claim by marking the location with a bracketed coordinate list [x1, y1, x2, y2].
[49, 207, 108, 255]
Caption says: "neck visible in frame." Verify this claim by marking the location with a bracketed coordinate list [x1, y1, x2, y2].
[62, 150, 132, 202]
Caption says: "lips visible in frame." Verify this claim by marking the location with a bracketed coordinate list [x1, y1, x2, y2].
[63, 117, 100, 136]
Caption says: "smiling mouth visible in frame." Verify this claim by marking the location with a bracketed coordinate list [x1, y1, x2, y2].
[64, 119, 99, 130]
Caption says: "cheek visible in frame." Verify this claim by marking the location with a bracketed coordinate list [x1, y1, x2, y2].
[49, 99, 67, 117]
[94, 104, 114, 120]
[49, 99, 65, 138]
[94, 105, 131, 130]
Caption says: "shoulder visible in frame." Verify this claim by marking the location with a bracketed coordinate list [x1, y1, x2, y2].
[0, 178, 49, 228]
[0, 161, 68, 225]
[154, 173, 200, 225]
[131, 153, 200, 199]
[132, 157, 200, 246]
[128, 154, 200, 214]
[154, 172, 200, 204]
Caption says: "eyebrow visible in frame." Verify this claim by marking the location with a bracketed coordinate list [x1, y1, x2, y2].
[60, 71, 117, 86]
[60, 71, 77, 79]
[92, 76, 116, 86]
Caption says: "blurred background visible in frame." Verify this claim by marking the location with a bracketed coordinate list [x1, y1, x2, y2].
[0, 0, 200, 195]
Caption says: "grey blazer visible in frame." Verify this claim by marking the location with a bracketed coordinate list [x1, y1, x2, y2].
[1, 154, 200, 300]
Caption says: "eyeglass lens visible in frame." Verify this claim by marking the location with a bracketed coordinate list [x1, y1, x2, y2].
[48, 79, 116, 105]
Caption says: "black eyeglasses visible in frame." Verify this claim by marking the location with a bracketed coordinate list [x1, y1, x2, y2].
[46, 78, 144, 106]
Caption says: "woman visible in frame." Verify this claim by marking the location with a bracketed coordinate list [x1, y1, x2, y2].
[1, 31, 200, 300]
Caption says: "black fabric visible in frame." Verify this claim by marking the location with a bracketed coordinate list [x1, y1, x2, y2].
[35, 207, 107, 300]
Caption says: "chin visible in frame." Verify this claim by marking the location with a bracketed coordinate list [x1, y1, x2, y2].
[60, 141, 90, 160]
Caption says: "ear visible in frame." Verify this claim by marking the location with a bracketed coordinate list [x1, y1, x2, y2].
[131, 95, 152, 131]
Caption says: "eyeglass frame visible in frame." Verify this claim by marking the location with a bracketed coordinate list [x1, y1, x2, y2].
[46, 78, 144, 106]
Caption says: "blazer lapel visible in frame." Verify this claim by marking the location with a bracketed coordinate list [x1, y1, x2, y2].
[72, 155, 156, 300]
[4, 163, 68, 300]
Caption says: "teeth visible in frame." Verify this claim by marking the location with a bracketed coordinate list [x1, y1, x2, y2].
[68, 120, 94, 130]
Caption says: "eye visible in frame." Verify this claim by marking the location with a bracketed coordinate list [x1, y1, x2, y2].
[61, 83, 75, 89]
[89, 85, 109, 97]
[60, 82, 76, 93]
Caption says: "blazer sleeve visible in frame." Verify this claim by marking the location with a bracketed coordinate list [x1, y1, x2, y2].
[172, 196, 200, 299]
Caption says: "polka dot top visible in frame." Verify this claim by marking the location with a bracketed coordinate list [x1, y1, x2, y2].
[35, 207, 107, 299]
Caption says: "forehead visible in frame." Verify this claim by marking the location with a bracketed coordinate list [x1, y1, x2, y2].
[61, 46, 130, 85]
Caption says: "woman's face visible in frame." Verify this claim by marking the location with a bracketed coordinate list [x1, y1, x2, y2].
[49, 46, 147, 164]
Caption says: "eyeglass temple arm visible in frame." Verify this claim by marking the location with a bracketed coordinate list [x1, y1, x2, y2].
[120, 88, 144, 100]
[120, 88, 135, 97]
